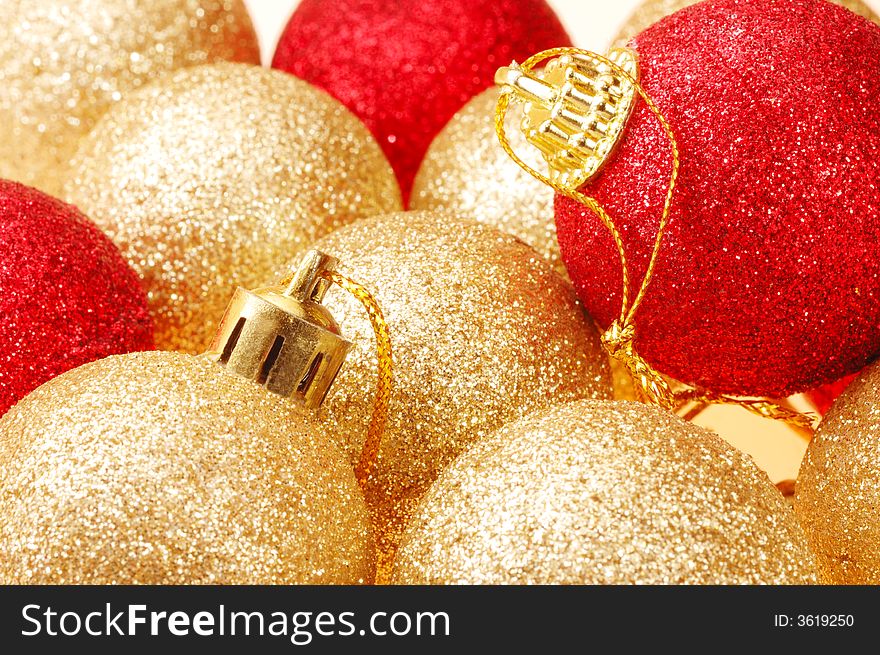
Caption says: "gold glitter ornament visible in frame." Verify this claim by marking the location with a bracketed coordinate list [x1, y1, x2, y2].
[314, 212, 613, 572]
[393, 399, 820, 585]
[795, 361, 880, 584]
[0, 251, 388, 584]
[410, 88, 562, 273]
[0, 351, 375, 585]
[612, 0, 880, 46]
[0, 0, 260, 196]
[63, 62, 402, 354]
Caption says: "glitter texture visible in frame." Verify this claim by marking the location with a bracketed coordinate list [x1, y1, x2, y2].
[271, 0, 571, 202]
[555, 0, 880, 397]
[795, 361, 880, 584]
[0, 180, 152, 416]
[313, 212, 612, 572]
[807, 373, 859, 415]
[411, 88, 562, 274]
[0, 0, 260, 197]
[612, 0, 880, 46]
[0, 351, 375, 584]
[63, 63, 402, 354]
[394, 400, 819, 585]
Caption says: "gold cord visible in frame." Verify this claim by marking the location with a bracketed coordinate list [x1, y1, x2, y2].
[322, 270, 394, 484]
[496, 47, 816, 431]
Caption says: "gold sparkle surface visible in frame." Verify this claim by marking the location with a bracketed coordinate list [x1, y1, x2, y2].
[410, 88, 563, 274]
[0, 351, 375, 585]
[410, 87, 634, 400]
[63, 62, 402, 354]
[0, 0, 260, 196]
[795, 361, 880, 584]
[609, 355, 640, 401]
[313, 212, 612, 573]
[612, 0, 880, 46]
[393, 399, 819, 585]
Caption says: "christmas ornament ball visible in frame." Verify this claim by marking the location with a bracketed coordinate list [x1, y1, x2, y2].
[612, 0, 880, 46]
[0, 180, 152, 416]
[271, 0, 571, 201]
[393, 400, 819, 584]
[795, 361, 880, 584]
[315, 212, 613, 566]
[0, 351, 375, 584]
[0, 0, 260, 197]
[63, 63, 402, 354]
[807, 373, 859, 415]
[411, 88, 562, 273]
[556, 0, 880, 397]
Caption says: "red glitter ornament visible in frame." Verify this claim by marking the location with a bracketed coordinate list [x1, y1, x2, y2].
[0, 181, 153, 415]
[271, 0, 571, 203]
[555, 0, 880, 397]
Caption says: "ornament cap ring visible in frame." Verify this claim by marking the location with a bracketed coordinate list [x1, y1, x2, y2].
[495, 47, 640, 189]
[495, 63, 558, 105]
[283, 248, 338, 303]
[207, 249, 352, 408]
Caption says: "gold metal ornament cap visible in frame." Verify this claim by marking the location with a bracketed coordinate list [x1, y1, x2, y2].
[207, 249, 352, 409]
[495, 47, 640, 189]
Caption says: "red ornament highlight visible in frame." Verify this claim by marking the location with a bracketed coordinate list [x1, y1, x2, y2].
[0, 181, 153, 414]
[555, 0, 880, 397]
[807, 373, 859, 415]
[272, 0, 571, 203]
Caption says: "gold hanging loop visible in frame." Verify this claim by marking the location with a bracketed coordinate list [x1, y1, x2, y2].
[321, 270, 394, 485]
